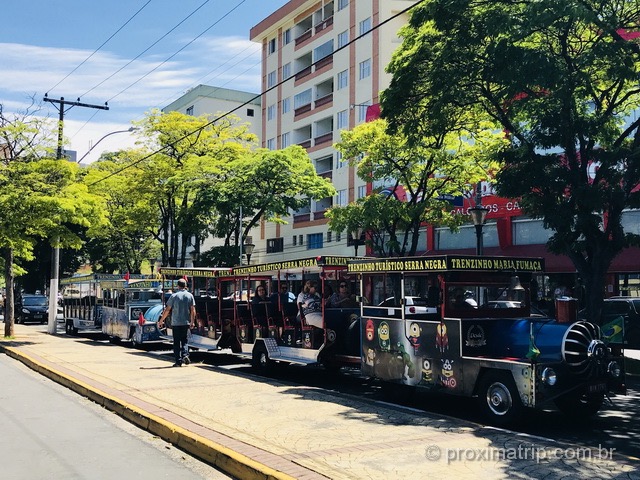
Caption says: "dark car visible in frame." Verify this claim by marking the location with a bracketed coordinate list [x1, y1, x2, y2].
[16, 294, 50, 324]
[596, 297, 640, 349]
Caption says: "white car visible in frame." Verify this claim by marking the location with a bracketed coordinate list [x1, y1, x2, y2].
[378, 296, 438, 315]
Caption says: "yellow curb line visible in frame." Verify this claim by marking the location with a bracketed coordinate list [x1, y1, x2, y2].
[2, 345, 295, 480]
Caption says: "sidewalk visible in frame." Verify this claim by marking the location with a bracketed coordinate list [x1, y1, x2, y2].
[1, 324, 638, 480]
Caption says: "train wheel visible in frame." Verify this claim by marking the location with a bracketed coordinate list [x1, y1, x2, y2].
[554, 391, 604, 418]
[251, 344, 271, 371]
[477, 371, 523, 427]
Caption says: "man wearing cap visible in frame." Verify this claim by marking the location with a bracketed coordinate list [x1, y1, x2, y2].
[158, 278, 196, 367]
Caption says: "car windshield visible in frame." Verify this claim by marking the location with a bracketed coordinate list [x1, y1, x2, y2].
[24, 296, 48, 307]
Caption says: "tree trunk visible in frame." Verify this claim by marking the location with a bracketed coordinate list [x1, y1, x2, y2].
[3, 247, 15, 338]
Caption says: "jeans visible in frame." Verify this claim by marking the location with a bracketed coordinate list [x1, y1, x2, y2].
[172, 325, 190, 363]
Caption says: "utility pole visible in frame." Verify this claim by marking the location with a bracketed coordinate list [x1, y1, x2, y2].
[42, 95, 109, 334]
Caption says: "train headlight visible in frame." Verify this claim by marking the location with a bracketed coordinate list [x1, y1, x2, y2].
[541, 367, 557, 386]
[607, 361, 622, 378]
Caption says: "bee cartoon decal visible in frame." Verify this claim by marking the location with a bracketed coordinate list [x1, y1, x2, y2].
[378, 321, 391, 351]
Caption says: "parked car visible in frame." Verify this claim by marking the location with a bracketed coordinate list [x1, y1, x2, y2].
[579, 297, 640, 349]
[15, 294, 50, 324]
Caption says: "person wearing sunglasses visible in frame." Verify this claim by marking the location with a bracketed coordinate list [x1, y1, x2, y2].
[328, 281, 357, 308]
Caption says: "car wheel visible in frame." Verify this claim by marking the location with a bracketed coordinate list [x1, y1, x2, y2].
[477, 371, 523, 427]
[251, 343, 272, 371]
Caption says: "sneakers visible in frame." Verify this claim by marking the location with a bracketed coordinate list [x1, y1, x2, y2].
[172, 362, 182, 367]
[183, 356, 191, 365]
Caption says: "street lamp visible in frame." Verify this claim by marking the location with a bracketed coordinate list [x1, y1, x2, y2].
[148, 257, 157, 275]
[243, 243, 255, 265]
[189, 249, 198, 268]
[351, 227, 363, 257]
[469, 205, 489, 256]
[76, 126, 137, 164]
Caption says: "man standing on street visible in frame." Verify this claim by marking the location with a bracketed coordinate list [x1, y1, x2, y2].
[158, 278, 195, 367]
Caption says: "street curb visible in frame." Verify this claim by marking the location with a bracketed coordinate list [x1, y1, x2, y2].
[1, 345, 296, 480]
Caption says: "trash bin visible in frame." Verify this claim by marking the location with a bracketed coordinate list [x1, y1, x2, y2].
[555, 297, 578, 323]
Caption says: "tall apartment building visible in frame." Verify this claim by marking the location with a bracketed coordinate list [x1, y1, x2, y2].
[248, 0, 417, 264]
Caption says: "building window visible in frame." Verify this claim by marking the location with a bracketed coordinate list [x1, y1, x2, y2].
[268, 38, 276, 55]
[358, 103, 371, 123]
[282, 62, 292, 80]
[336, 151, 346, 169]
[337, 189, 348, 206]
[283, 28, 292, 45]
[293, 235, 297, 246]
[357, 185, 367, 199]
[266, 237, 284, 253]
[338, 0, 349, 11]
[360, 17, 372, 36]
[327, 231, 333, 242]
[513, 218, 553, 245]
[247, 108, 254, 117]
[299, 235, 303, 246]
[267, 138, 276, 150]
[314, 40, 334, 62]
[267, 104, 276, 121]
[281, 132, 291, 148]
[359, 59, 371, 80]
[338, 30, 349, 49]
[294, 89, 312, 109]
[282, 97, 291, 114]
[267, 70, 277, 88]
[336, 232, 342, 242]
[186, 105, 194, 116]
[337, 69, 348, 90]
[307, 233, 323, 250]
[337, 109, 348, 130]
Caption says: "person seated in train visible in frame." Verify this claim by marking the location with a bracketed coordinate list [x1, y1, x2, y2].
[327, 281, 358, 308]
[299, 281, 323, 329]
[251, 285, 270, 329]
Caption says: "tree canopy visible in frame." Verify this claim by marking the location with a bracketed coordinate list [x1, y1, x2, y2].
[382, 0, 640, 321]
[328, 118, 503, 257]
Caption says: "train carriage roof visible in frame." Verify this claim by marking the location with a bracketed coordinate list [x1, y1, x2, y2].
[347, 255, 545, 274]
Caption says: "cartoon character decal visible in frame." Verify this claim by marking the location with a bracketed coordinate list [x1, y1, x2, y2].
[439, 359, 457, 388]
[421, 358, 433, 383]
[396, 343, 416, 380]
[378, 321, 391, 351]
[365, 319, 375, 342]
[303, 331, 312, 348]
[365, 347, 375, 367]
[436, 322, 448, 354]
[408, 322, 421, 353]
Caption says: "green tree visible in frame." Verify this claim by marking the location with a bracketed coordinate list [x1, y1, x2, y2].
[328, 119, 502, 257]
[382, 0, 640, 321]
[209, 145, 336, 265]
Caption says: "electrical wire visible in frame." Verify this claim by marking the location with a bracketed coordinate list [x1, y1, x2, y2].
[88, 0, 427, 187]
[47, 0, 152, 94]
[106, 0, 247, 104]
[80, 0, 214, 99]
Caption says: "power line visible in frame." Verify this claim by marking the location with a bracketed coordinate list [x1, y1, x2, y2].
[47, 0, 152, 94]
[80, 0, 214, 99]
[106, 0, 248, 104]
[88, 0, 426, 187]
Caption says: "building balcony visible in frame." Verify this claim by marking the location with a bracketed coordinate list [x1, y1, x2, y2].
[294, 103, 312, 116]
[314, 209, 327, 220]
[314, 16, 334, 34]
[314, 55, 333, 71]
[314, 132, 333, 146]
[318, 170, 333, 180]
[314, 93, 333, 108]
[295, 29, 312, 46]
[297, 139, 312, 149]
[293, 213, 311, 223]
[295, 66, 312, 81]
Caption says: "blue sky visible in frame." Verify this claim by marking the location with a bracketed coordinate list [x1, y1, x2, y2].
[0, 0, 288, 162]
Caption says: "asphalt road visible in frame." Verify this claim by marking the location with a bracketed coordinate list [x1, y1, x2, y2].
[0, 352, 231, 480]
